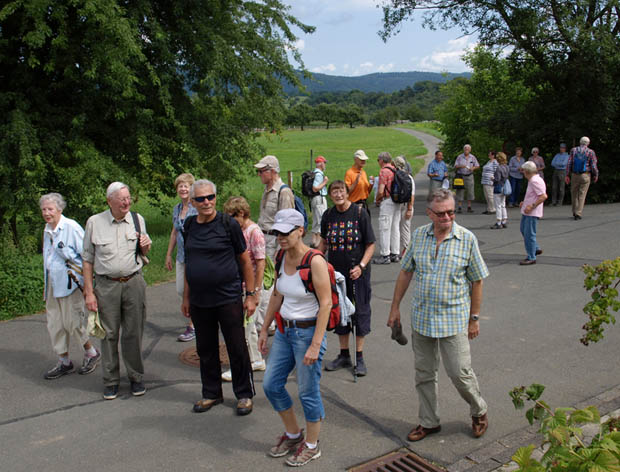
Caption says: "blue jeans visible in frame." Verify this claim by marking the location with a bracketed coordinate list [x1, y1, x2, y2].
[263, 324, 327, 422]
[520, 215, 540, 261]
[509, 177, 523, 205]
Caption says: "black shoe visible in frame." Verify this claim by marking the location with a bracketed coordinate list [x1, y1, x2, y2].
[325, 354, 352, 371]
[490, 223, 502, 229]
[390, 253, 401, 263]
[372, 255, 391, 265]
[391, 323, 408, 345]
[354, 357, 367, 377]
[131, 381, 146, 396]
[44, 361, 75, 380]
[535, 249, 543, 256]
[103, 385, 119, 400]
[78, 350, 101, 375]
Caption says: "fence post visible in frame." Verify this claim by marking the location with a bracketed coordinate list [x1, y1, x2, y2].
[310, 149, 313, 170]
[287, 170, 293, 188]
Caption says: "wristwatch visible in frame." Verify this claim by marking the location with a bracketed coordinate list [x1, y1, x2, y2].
[359, 262, 367, 271]
[245, 290, 256, 297]
[470, 314, 479, 321]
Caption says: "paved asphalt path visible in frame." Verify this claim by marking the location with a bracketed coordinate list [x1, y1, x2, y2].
[2, 130, 619, 472]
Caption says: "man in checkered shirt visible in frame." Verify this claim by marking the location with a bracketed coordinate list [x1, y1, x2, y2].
[388, 188, 489, 442]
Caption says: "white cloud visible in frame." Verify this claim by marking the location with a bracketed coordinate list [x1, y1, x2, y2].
[311, 63, 337, 73]
[413, 36, 477, 72]
[377, 63, 394, 72]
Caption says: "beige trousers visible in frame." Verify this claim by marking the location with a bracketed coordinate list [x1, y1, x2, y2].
[482, 184, 495, 212]
[412, 330, 487, 428]
[95, 274, 146, 386]
[46, 285, 89, 355]
[570, 172, 591, 217]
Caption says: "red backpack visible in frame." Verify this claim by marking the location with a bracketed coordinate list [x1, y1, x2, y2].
[274, 248, 341, 331]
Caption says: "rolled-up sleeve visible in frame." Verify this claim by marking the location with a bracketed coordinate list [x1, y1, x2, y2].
[82, 217, 95, 264]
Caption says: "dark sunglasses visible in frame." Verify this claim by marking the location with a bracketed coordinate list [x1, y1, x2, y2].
[193, 194, 216, 203]
[429, 208, 455, 218]
[271, 226, 299, 237]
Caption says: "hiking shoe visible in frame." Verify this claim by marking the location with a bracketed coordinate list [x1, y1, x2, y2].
[221, 369, 232, 382]
[390, 253, 401, 263]
[193, 397, 223, 413]
[285, 442, 321, 467]
[130, 381, 146, 396]
[103, 385, 119, 400]
[78, 350, 101, 375]
[372, 255, 391, 265]
[268, 429, 305, 458]
[236, 398, 253, 416]
[177, 326, 196, 342]
[535, 248, 543, 256]
[252, 360, 266, 371]
[391, 323, 408, 345]
[324, 354, 352, 371]
[354, 357, 367, 377]
[472, 413, 489, 438]
[44, 361, 74, 380]
[501, 222, 508, 228]
[490, 223, 502, 229]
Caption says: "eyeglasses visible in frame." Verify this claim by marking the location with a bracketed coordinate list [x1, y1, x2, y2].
[271, 227, 299, 237]
[193, 194, 216, 203]
[429, 208, 455, 218]
[256, 168, 271, 175]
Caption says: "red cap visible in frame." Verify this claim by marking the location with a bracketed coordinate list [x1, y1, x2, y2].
[315, 155, 327, 164]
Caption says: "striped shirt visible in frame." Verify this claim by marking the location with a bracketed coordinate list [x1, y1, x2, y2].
[401, 222, 489, 338]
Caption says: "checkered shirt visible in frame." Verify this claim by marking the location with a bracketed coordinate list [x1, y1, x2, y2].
[401, 222, 489, 338]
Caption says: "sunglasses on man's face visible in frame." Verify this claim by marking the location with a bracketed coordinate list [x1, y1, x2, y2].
[193, 194, 216, 203]
[271, 227, 299, 237]
[428, 208, 455, 218]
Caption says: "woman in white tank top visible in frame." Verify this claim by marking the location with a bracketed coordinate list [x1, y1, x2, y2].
[258, 209, 332, 467]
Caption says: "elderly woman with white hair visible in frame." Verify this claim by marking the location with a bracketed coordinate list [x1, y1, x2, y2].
[519, 162, 548, 265]
[528, 147, 546, 179]
[40, 192, 100, 379]
[394, 155, 415, 254]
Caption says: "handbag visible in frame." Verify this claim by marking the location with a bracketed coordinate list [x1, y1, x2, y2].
[88, 311, 106, 339]
[453, 174, 465, 189]
[503, 179, 512, 196]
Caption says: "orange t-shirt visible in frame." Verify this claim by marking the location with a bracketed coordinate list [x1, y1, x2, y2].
[345, 166, 371, 202]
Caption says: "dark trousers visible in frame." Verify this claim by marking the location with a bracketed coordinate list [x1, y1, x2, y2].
[335, 268, 372, 337]
[191, 300, 254, 400]
[509, 177, 523, 205]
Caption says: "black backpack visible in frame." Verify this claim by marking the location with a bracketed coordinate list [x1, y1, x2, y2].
[301, 169, 320, 197]
[387, 167, 413, 203]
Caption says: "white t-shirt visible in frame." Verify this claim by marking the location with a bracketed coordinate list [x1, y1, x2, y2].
[277, 255, 320, 320]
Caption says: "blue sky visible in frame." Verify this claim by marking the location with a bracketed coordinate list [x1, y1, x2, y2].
[284, 0, 477, 75]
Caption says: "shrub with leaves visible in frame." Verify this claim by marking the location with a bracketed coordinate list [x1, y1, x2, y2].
[509, 383, 620, 471]
[581, 257, 620, 345]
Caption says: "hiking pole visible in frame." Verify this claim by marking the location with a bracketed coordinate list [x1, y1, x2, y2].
[351, 275, 357, 383]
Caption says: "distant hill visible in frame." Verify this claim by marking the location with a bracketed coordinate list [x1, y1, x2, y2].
[283, 70, 470, 95]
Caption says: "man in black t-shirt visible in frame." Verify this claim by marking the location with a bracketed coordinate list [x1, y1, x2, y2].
[181, 179, 258, 416]
[319, 180, 376, 376]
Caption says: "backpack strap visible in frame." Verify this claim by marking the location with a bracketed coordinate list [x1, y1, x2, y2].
[277, 184, 290, 211]
[131, 211, 141, 265]
[274, 248, 285, 280]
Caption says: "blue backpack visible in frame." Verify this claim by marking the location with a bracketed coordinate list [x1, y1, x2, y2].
[278, 185, 308, 231]
[572, 148, 589, 173]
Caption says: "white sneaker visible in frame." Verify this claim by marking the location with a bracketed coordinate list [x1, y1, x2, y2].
[252, 360, 266, 371]
[221, 369, 232, 382]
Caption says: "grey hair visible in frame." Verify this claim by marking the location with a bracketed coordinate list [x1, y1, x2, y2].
[378, 151, 392, 163]
[394, 155, 406, 170]
[39, 192, 66, 211]
[427, 188, 455, 207]
[580, 136, 590, 146]
[531, 147, 539, 154]
[521, 161, 538, 174]
[106, 182, 129, 199]
[190, 179, 217, 198]
[463, 144, 472, 151]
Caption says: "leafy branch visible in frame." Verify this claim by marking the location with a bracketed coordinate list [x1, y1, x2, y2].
[509, 383, 620, 471]
[581, 257, 620, 345]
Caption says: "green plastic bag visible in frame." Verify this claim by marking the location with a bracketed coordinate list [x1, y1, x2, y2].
[263, 255, 275, 290]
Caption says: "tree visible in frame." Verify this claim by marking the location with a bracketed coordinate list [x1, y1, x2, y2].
[0, 0, 312, 240]
[341, 104, 365, 128]
[380, 0, 620, 201]
[403, 103, 424, 122]
[314, 103, 338, 129]
[285, 103, 314, 130]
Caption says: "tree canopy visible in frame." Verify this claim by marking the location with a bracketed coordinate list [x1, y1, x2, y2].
[0, 0, 312, 239]
[380, 0, 620, 200]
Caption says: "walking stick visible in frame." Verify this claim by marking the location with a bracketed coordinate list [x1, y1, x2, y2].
[351, 275, 357, 383]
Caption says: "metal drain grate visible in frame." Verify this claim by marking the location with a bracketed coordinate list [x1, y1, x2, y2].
[178, 344, 230, 368]
[349, 449, 445, 472]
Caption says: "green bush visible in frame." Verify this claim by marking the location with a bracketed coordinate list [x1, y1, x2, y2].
[0, 232, 45, 320]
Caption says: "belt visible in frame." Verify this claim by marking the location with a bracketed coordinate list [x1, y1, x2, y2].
[97, 271, 141, 283]
[281, 318, 317, 329]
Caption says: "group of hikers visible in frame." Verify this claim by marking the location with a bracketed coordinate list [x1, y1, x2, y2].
[37, 138, 598, 466]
